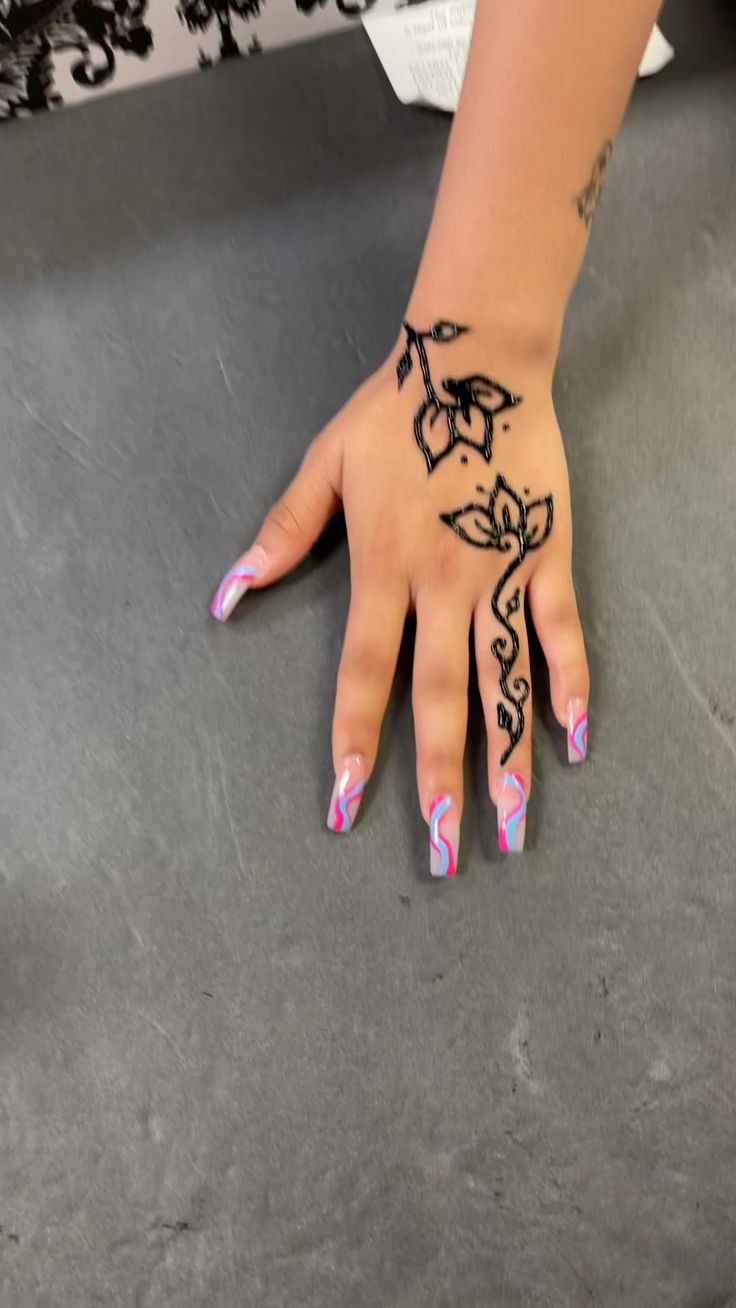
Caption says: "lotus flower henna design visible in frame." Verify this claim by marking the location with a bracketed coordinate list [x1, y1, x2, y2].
[396, 321, 521, 473]
[441, 475, 554, 765]
[441, 475, 553, 552]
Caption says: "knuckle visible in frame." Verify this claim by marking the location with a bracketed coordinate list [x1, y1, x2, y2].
[414, 662, 467, 704]
[350, 529, 395, 577]
[367, 528, 398, 573]
[428, 540, 463, 589]
[555, 658, 590, 697]
[266, 498, 303, 539]
[338, 641, 394, 687]
[545, 602, 581, 634]
[419, 745, 463, 780]
[303, 432, 339, 489]
[332, 714, 375, 753]
[544, 617, 587, 672]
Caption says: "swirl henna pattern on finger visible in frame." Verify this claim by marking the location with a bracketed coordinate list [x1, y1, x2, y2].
[441, 475, 554, 766]
[396, 321, 521, 472]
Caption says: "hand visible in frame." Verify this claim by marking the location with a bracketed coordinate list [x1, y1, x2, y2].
[210, 321, 589, 873]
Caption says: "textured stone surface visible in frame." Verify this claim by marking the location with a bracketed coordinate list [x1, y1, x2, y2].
[1, 5, 735, 1304]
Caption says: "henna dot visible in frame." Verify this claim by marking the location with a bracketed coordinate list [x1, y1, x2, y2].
[524, 487, 530, 495]
[503, 423, 510, 432]
[476, 485, 486, 495]
[460, 455, 468, 465]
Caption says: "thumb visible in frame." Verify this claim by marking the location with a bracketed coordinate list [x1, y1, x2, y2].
[211, 431, 342, 622]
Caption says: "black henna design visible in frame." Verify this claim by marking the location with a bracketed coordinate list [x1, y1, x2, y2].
[396, 321, 521, 473]
[441, 475, 554, 765]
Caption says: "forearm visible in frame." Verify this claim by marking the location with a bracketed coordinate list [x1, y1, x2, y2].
[407, 0, 663, 363]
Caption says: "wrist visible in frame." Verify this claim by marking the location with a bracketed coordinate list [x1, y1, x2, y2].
[385, 303, 560, 405]
[370, 315, 557, 481]
[402, 292, 561, 381]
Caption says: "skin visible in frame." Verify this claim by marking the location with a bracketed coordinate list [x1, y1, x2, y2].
[217, 0, 664, 842]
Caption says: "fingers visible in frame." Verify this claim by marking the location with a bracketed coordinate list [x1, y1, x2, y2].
[527, 555, 590, 763]
[211, 431, 342, 621]
[474, 593, 532, 854]
[327, 573, 408, 834]
[413, 590, 471, 877]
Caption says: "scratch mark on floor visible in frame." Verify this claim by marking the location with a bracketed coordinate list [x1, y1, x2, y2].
[635, 587, 736, 769]
[16, 393, 89, 471]
[199, 635, 235, 698]
[124, 915, 147, 953]
[192, 726, 221, 831]
[96, 861, 152, 959]
[213, 731, 247, 878]
[342, 328, 367, 367]
[143, 1013, 187, 1066]
[10, 388, 122, 482]
[5, 490, 29, 542]
[61, 418, 94, 453]
[509, 1005, 538, 1092]
[215, 351, 238, 410]
[123, 205, 153, 243]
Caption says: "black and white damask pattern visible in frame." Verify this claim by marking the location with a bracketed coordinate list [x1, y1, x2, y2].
[0, 0, 378, 120]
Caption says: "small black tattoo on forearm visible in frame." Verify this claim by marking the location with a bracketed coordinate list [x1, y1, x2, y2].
[574, 139, 613, 228]
[396, 321, 521, 472]
[442, 475, 554, 764]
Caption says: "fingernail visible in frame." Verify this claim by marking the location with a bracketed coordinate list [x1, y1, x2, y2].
[211, 545, 268, 622]
[429, 794, 459, 879]
[567, 698, 588, 765]
[327, 755, 366, 834]
[497, 772, 527, 854]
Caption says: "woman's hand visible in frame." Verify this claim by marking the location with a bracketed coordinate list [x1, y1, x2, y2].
[211, 321, 589, 874]
[209, 0, 658, 874]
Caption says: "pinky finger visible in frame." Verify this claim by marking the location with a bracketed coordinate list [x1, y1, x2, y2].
[527, 556, 590, 765]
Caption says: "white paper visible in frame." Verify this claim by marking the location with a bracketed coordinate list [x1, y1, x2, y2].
[638, 23, 675, 77]
[363, 2, 674, 113]
[363, 1, 473, 111]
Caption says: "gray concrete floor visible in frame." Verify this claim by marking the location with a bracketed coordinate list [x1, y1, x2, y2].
[2, 5, 736, 1305]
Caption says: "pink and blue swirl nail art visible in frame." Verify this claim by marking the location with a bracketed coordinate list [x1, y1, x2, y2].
[567, 698, 588, 765]
[327, 756, 366, 834]
[429, 794, 459, 878]
[211, 546, 267, 622]
[498, 772, 527, 854]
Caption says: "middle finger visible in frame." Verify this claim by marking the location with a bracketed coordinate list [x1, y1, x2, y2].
[412, 588, 472, 878]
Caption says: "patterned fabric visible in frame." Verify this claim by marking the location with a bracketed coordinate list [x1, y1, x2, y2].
[0, 0, 378, 121]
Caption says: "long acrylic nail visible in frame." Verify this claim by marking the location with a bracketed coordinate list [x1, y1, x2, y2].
[327, 755, 366, 834]
[429, 794, 459, 879]
[211, 545, 268, 622]
[567, 698, 588, 765]
[497, 772, 527, 854]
